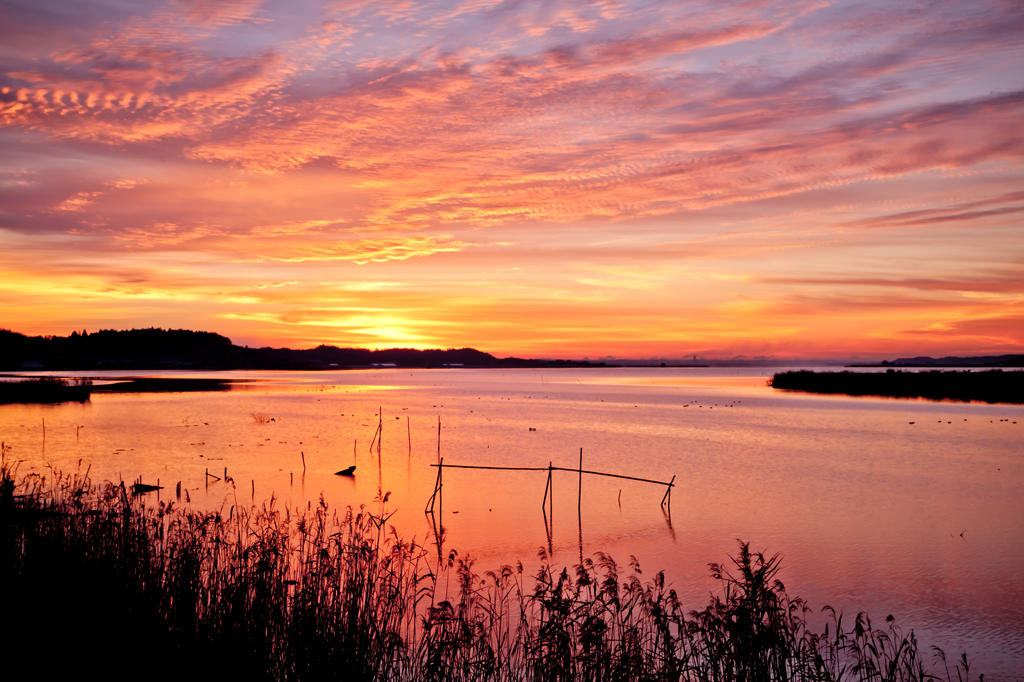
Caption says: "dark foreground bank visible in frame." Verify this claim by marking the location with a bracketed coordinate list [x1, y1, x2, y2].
[771, 369, 1023, 404]
[1, 452, 994, 682]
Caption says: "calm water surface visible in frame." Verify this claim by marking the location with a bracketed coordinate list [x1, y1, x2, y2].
[2, 368, 1022, 676]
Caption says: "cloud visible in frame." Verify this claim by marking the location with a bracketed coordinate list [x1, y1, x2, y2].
[894, 313, 1024, 346]
[841, 189, 1024, 229]
[176, 0, 268, 27]
[756, 274, 1024, 296]
[254, 235, 472, 263]
[53, 191, 102, 212]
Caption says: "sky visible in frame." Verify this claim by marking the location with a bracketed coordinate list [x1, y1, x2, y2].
[1, 0, 1022, 359]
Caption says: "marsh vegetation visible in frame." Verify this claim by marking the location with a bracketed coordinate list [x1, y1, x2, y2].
[0, 376, 92, 404]
[1, 452, 991, 682]
[771, 369, 1023, 404]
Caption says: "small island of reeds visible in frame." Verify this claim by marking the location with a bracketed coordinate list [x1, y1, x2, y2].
[1, 450, 992, 681]
[0, 376, 243, 404]
[771, 369, 1023, 404]
[0, 376, 92, 404]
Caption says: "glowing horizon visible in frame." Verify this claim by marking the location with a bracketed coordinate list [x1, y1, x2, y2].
[1, 0, 1022, 359]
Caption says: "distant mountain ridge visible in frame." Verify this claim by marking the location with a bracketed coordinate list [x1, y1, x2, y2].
[0, 328, 611, 371]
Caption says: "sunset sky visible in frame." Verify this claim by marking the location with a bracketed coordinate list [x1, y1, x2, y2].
[1, 0, 1021, 359]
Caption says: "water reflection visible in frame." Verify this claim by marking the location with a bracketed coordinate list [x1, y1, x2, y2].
[1, 367, 1022, 674]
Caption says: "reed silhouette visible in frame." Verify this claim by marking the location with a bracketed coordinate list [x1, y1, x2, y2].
[0, 457, 994, 681]
[771, 369, 1023, 404]
[0, 376, 92, 404]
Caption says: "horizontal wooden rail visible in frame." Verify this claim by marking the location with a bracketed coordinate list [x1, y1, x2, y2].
[429, 463, 673, 488]
[429, 464, 548, 471]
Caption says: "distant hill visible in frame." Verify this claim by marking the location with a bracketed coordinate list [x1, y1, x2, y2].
[851, 354, 1024, 368]
[0, 328, 612, 371]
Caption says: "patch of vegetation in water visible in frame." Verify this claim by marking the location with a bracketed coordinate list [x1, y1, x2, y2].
[0, 376, 92, 404]
[771, 369, 1023, 404]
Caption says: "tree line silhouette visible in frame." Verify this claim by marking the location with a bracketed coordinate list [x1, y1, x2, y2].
[0, 328, 611, 371]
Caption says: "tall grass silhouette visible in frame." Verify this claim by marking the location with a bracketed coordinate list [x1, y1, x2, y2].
[0, 458, 992, 681]
[0, 376, 92, 403]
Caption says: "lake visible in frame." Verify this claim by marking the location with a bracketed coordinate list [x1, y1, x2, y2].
[2, 367, 1022, 676]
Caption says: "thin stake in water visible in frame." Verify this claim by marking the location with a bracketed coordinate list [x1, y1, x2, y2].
[578, 448, 583, 564]
[660, 474, 675, 513]
[542, 461, 554, 554]
[578, 448, 583, 519]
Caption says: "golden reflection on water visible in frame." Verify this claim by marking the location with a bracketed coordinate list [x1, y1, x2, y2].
[1, 368, 1022, 674]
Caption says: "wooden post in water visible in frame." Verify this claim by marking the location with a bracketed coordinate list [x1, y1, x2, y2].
[578, 448, 583, 518]
[542, 461, 554, 553]
[578, 448, 584, 563]
[431, 457, 445, 559]
[436, 415, 441, 464]
[425, 456, 443, 515]
[660, 475, 675, 515]
[541, 461, 553, 516]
